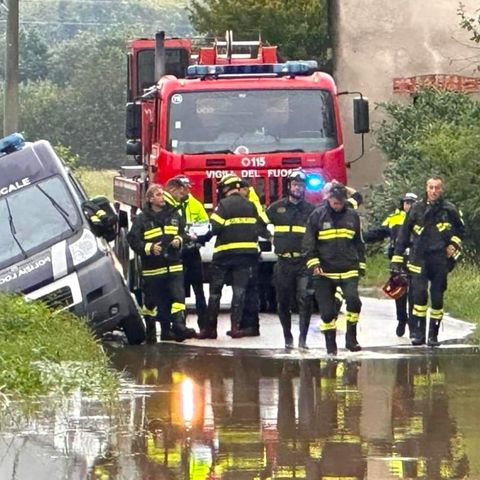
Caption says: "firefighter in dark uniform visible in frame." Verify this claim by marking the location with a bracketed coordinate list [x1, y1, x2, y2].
[303, 183, 366, 355]
[392, 176, 464, 347]
[364, 192, 418, 337]
[127, 184, 196, 343]
[165, 175, 210, 331]
[198, 175, 264, 339]
[266, 169, 315, 349]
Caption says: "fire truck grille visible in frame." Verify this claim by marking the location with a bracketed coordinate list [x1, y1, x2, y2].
[38, 286, 74, 311]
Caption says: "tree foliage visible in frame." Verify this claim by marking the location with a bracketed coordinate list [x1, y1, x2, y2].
[188, 0, 330, 67]
[369, 88, 480, 256]
[0, 1, 192, 168]
[458, 3, 480, 44]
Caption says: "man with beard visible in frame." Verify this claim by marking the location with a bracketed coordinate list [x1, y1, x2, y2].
[266, 169, 315, 349]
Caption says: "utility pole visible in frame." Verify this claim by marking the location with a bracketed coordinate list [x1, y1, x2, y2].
[4, 0, 19, 136]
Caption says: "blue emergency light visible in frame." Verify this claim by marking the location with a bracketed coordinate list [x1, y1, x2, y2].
[187, 60, 318, 78]
[0, 133, 25, 156]
[306, 173, 325, 191]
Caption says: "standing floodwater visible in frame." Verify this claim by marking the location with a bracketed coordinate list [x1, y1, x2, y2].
[1, 344, 480, 479]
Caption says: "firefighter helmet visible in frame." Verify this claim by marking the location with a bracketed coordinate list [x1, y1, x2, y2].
[287, 169, 307, 199]
[382, 274, 408, 300]
[217, 174, 242, 199]
[401, 192, 418, 203]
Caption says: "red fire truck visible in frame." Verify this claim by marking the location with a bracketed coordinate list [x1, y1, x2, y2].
[113, 32, 369, 288]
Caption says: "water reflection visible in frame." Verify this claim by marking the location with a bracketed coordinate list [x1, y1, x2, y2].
[1, 346, 478, 479]
[97, 346, 474, 480]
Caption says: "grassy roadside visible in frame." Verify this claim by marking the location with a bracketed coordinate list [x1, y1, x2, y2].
[362, 252, 480, 338]
[76, 168, 117, 199]
[0, 295, 119, 404]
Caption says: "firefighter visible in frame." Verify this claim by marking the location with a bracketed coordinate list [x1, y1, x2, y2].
[303, 183, 366, 355]
[198, 175, 264, 339]
[266, 169, 315, 349]
[364, 192, 418, 337]
[127, 184, 196, 343]
[391, 176, 464, 347]
[165, 175, 210, 332]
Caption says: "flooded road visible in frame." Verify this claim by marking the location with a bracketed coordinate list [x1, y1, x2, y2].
[2, 344, 480, 479]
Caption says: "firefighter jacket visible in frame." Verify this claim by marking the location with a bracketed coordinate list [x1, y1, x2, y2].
[82, 196, 117, 242]
[393, 197, 464, 273]
[127, 204, 185, 277]
[303, 202, 366, 278]
[248, 186, 270, 224]
[180, 193, 209, 224]
[210, 192, 262, 261]
[266, 197, 315, 257]
[364, 208, 406, 258]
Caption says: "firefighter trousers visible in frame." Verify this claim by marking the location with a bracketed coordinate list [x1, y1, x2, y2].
[207, 260, 254, 333]
[313, 276, 362, 326]
[273, 257, 314, 344]
[183, 249, 208, 328]
[411, 252, 449, 332]
[241, 261, 260, 332]
[395, 278, 413, 324]
[143, 272, 188, 337]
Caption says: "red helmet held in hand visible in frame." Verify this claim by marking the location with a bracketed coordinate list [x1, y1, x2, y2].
[382, 274, 408, 300]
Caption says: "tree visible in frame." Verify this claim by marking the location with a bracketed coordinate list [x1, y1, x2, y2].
[189, 0, 330, 68]
[369, 87, 480, 257]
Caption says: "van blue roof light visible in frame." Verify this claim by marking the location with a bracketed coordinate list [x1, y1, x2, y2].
[187, 61, 318, 78]
[0, 133, 25, 156]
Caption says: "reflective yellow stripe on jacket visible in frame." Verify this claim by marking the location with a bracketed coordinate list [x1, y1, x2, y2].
[213, 242, 259, 253]
[274, 225, 307, 233]
[318, 228, 355, 240]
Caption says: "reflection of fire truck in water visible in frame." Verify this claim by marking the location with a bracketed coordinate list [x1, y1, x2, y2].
[113, 31, 369, 285]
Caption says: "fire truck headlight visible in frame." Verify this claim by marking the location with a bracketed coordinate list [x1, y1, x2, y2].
[306, 174, 325, 191]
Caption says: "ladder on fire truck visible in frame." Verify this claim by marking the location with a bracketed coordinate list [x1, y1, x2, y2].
[196, 30, 278, 65]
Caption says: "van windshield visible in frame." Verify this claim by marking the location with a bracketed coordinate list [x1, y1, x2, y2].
[0, 176, 81, 270]
[168, 89, 337, 155]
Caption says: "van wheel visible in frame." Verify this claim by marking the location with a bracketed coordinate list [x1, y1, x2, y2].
[122, 313, 145, 345]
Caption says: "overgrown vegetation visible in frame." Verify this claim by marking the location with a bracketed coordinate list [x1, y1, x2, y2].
[0, 295, 118, 403]
[368, 87, 480, 257]
[188, 0, 331, 68]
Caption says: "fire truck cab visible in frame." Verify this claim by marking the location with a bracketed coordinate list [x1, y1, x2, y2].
[114, 31, 369, 291]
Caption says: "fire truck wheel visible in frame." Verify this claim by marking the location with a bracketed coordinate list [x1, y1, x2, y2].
[122, 313, 146, 345]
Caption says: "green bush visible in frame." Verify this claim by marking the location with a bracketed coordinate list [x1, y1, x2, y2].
[0, 295, 118, 401]
[369, 87, 480, 256]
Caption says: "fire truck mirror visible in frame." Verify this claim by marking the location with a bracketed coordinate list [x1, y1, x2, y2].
[353, 97, 370, 134]
[126, 102, 141, 139]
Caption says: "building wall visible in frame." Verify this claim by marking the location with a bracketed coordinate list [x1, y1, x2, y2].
[332, 0, 480, 189]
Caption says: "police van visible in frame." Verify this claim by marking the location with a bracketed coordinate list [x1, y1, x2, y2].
[0, 134, 145, 344]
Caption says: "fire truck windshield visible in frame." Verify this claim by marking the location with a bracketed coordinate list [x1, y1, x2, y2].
[168, 89, 337, 155]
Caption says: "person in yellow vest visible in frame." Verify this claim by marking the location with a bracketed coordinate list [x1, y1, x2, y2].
[364, 192, 418, 337]
[165, 175, 210, 331]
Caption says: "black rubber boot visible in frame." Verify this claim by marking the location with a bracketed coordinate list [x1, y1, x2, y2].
[411, 318, 426, 346]
[159, 320, 176, 341]
[144, 316, 157, 344]
[197, 309, 209, 331]
[396, 319, 407, 337]
[427, 320, 441, 347]
[345, 322, 362, 352]
[323, 329, 337, 356]
[298, 312, 310, 350]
